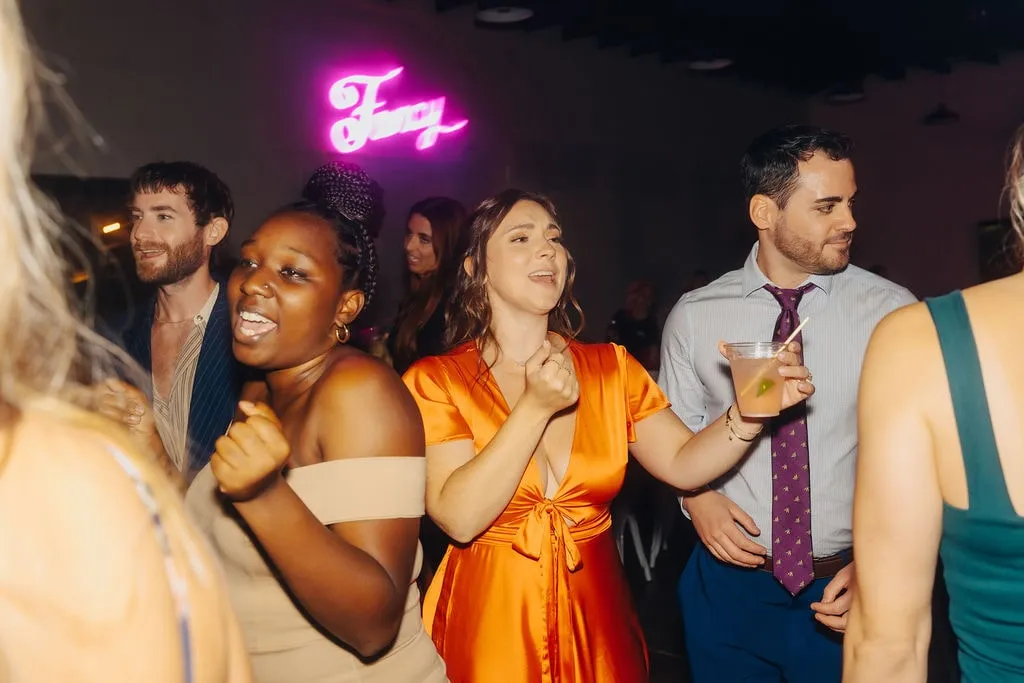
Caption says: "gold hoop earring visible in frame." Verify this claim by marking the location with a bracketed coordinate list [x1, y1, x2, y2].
[334, 323, 351, 345]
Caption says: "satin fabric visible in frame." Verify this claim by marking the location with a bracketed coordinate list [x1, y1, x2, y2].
[404, 340, 670, 683]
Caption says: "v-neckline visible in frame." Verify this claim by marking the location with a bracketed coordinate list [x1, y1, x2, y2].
[480, 339, 581, 501]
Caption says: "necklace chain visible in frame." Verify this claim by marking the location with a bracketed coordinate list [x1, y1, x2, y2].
[509, 341, 547, 367]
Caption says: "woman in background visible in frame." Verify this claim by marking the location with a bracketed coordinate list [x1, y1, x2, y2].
[0, 1, 249, 681]
[388, 197, 466, 375]
[403, 188, 813, 682]
[186, 163, 447, 682]
[844, 127, 1024, 682]
[387, 196, 466, 587]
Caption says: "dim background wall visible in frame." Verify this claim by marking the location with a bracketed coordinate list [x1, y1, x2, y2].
[808, 57, 1024, 297]
[23, 0, 801, 333]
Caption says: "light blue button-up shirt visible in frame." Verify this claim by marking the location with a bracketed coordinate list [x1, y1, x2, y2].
[659, 243, 917, 556]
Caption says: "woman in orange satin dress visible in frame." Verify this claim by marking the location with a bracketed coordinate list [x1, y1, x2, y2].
[402, 189, 815, 683]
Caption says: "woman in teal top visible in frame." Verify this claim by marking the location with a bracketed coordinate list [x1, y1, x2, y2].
[844, 128, 1024, 682]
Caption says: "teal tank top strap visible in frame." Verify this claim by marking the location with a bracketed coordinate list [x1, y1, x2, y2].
[924, 291, 1013, 517]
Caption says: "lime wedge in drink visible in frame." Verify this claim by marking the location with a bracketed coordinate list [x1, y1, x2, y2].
[756, 378, 775, 397]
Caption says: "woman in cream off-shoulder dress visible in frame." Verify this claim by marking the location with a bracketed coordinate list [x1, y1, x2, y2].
[185, 163, 447, 682]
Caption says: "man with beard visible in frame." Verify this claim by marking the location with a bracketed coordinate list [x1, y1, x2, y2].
[659, 126, 916, 683]
[117, 161, 245, 483]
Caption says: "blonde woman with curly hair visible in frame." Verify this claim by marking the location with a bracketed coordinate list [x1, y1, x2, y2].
[845, 128, 1024, 683]
[0, 1, 250, 681]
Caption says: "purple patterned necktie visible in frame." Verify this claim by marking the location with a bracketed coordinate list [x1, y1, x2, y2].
[764, 283, 814, 595]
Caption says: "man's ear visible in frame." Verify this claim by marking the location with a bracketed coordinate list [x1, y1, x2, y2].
[749, 194, 778, 233]
[204, 217, 229, 247]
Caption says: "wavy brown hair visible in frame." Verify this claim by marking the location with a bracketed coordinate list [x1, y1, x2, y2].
[446, 189, 584, 361]
[392, 196, 466, 372]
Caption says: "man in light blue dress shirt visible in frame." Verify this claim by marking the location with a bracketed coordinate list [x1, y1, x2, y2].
[659, 125, 916, 683]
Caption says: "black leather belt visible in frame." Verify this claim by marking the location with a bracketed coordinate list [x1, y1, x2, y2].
[758, 550, 852, 579]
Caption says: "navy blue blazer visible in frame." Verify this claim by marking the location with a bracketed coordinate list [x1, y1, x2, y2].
[122, 285, 248, 476]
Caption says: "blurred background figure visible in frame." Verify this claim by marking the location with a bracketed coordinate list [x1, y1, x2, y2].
[0, 0, 250, 680]
[606, 279, 662, 377]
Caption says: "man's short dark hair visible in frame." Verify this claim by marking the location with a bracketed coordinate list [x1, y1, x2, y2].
[740, 125, 854, 208]
[129, 161, 234, 227]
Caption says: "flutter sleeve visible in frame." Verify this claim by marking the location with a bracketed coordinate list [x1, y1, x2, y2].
[615, 343, 671, 442]
[402, 356, 473, 446]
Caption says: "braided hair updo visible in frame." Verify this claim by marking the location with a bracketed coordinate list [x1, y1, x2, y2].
[274, 162, 385, 307]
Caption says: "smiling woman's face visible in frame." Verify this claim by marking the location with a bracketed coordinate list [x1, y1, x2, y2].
[404, 212, 438, 276]
[227, 212, 355, 370]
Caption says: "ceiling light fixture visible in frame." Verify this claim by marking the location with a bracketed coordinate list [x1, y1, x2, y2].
[822, 82, 866, 105]
[922, 103, 960, 126]
[475, 2, 533, 24]
[687, 58, 734, 72]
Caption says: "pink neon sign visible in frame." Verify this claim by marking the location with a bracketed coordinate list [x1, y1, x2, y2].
[328, 67, 468, 154]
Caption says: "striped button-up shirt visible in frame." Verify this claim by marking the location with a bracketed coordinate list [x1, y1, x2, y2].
[659, 243, 916, 556]
[153, 283, 219, 472]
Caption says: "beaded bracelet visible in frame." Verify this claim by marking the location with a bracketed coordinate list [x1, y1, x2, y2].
[726, 404, 763, 442]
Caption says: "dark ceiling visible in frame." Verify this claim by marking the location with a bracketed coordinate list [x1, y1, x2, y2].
[429, 1, 1024, 95]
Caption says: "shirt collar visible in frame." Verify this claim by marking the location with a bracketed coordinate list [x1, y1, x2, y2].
[740, 242, 835, 298]
[194, 282, 220, 326]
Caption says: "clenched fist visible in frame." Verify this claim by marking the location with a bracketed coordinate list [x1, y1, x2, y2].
[520, 339, 580, 417]
[211, 401, 290, 502]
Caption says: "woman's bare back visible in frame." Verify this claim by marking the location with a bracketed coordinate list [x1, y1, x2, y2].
[906, 273, 1024, 513]
[0, 405, 250, 683]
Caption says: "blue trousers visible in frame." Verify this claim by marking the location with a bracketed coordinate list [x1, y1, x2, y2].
[679, 544, 843, 683]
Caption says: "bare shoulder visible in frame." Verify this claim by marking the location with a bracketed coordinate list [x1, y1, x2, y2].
[0, 404, 241, 683]
[1, 403, 157, 515]
[960, 273, 1024, 314]
[310, 350, 425, 459]
[315, 349, 416, 406]
[863, 300, 945, 403]
[867, 300, 938, 360]
[0, 404, 177, 616]
[870, 299, 935, 346]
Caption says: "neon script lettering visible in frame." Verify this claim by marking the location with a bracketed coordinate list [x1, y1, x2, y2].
[328, 67, 468, 153]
